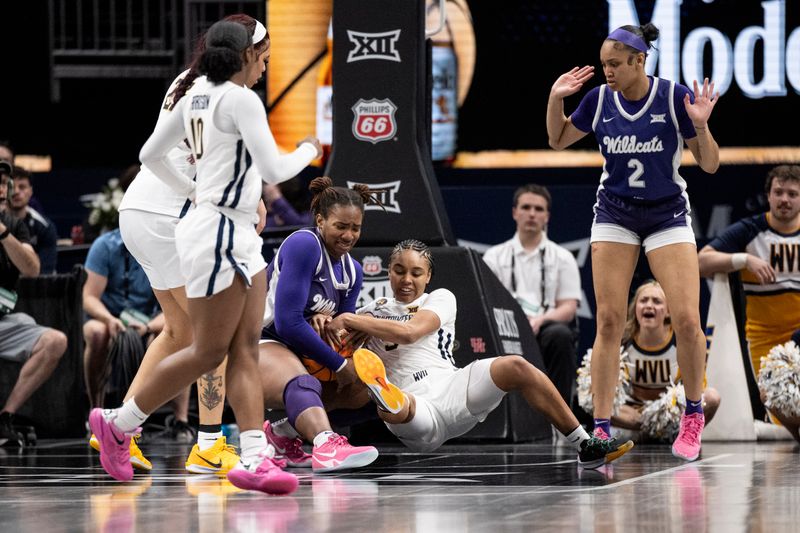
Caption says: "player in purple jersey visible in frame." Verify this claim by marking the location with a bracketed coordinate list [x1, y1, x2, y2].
[546, 23, 720, 462]
[258, 176, 381, 472]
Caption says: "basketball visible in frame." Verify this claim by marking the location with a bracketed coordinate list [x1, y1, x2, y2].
[300, 344, 354, 382]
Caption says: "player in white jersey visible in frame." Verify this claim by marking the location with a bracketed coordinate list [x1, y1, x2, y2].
[95, 13, 267, 477]
[89, 20, 320, 495]
[546, 22, 720, 461]
[327, 240, 633, 469]
[611, 281, 719, 438]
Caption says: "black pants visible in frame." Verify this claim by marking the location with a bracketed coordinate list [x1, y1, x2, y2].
[537, 321, 578, 407]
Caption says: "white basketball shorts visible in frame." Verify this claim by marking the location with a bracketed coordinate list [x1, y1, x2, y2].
[119, 209, 185, 291]
[175, 204, 266, 298]
[387, 358, 504, 452]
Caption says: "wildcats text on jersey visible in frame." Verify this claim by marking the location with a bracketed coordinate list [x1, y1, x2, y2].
[602, 135, 664, 154]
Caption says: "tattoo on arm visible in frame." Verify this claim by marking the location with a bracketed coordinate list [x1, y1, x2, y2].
[199, 372, 224, 411]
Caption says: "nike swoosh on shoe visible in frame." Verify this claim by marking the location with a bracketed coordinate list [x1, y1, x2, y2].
[198, 455, 223, 469]
[111, 428, 126, 446]
[314, 450, 340, 459]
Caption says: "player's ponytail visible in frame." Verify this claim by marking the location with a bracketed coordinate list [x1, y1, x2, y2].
[198, 21, 251, 84]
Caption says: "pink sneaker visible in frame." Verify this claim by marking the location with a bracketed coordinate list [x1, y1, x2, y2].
[264, 421, 312, 468]
[672, 412, 705, 461]
[593, 427, 610, 440]
[226, 453, 299, 495]
[312, 434, 379, 473]
[88, 408, 140, 481]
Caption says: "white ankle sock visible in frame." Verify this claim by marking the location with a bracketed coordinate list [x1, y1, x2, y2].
[198, 431, 222, 451]
[313, 430, 334, 448]
[564, 425, 591, 451]
[113, 398, 148, 433]
[239, 430, 268, 465]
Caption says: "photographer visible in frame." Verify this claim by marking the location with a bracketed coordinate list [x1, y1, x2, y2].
[0, 160, 67, 446]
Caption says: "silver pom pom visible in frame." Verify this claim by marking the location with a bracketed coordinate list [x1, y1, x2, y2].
[576, 347, 631, 416]
[758, 341, 800, 418]
[640, 382, 685, 441]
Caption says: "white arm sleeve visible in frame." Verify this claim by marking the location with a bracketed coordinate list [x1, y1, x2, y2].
[230, 90, 317, 184]
[138, 97, 196, 198]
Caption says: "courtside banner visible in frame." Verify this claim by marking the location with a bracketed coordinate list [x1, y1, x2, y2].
[354, 246, 550, 442]
[703, 273, 756, 441]
[327, 0, 455, 246]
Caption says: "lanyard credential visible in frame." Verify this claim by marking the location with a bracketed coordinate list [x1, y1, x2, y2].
[510, 246, 548, 313]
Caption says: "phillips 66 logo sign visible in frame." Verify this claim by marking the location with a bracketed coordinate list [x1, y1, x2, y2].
[351, 98, 397, 143]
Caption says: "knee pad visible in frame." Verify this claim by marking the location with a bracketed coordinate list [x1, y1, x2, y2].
[283, 374, 323, 427]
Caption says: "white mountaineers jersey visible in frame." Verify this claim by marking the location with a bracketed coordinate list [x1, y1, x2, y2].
[626, 332, 679, 390]
[359, 289, 457, 390]
[182, 77, 261, 224]
[119, 69, 196, 218]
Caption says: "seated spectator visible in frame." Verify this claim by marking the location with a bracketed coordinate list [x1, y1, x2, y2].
[0, 163, 67, 446]
[0, 141, 47, 216]
[482, 184, 581, 407]
[82, 227, 193, 442]
[8, 167, 58, 274]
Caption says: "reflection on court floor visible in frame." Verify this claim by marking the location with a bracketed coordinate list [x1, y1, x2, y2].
[0, 440, 798, 531]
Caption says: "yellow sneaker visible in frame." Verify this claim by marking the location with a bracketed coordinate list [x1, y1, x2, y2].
[185, 436, 240, 476]
[185, 476, 242, 497]
[353, 348, 406, 414]
[89, 433, 152, 471]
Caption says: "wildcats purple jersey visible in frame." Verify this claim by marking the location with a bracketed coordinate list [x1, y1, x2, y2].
[262, 228, 362, 370]
[572, 77, 695, 203]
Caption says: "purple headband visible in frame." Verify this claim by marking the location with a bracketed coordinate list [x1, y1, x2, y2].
[607, 28, 648, 53]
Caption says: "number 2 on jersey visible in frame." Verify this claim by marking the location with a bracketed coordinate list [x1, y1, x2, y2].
[627, 158, 645, 188]
[191, 118, 204, 159]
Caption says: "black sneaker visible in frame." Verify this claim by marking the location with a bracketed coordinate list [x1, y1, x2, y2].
[578, 435, 634, 469]
[166, 416, 196, 443]
[0, 412, 23, 447]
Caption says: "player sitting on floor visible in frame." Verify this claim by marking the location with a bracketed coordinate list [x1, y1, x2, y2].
[325, 239, 634, 469]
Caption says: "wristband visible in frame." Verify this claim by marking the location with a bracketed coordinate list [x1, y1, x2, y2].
[731, 253, 748, 270]
[0, 227, 10, 241]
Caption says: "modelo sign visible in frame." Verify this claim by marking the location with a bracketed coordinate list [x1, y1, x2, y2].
[609, 0, 799, 98]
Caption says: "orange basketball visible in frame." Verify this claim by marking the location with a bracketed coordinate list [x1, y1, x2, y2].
[300, 345, 353, 382]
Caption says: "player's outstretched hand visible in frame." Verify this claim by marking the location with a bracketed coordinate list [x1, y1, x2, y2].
[684, 77, 719, 128]
[551, 66, 595, 99]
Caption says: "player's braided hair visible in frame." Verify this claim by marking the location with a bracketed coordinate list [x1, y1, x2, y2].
[389, 239, 434, 276]
[309, 176, 385, 219]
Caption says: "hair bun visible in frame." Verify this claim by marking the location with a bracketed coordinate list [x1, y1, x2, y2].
[308, 176, 333, 195]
